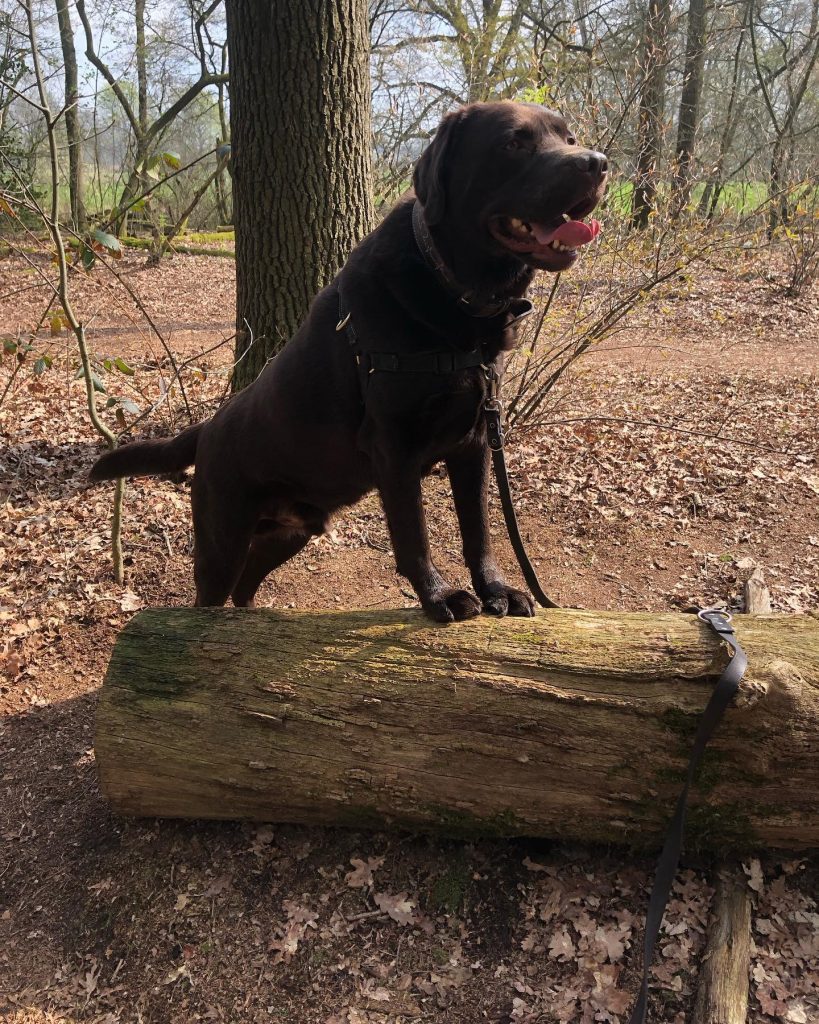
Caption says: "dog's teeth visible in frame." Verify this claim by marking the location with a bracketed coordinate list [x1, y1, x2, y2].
[561, 213, 571, 222]
[509, 217, 526, 232]
[550, 240, 560, 250]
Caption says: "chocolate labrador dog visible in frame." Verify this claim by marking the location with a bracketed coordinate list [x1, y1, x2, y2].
[91, 101, 607, 622]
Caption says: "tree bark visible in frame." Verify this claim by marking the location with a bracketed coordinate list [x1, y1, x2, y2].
[631, 0, 672, 228]
[134, 0, 149, 136]
[227, 0, 374, 389]
[55, 0, 85, 230]
[96, 608, 819, 849]
[672, 0, 708, 215]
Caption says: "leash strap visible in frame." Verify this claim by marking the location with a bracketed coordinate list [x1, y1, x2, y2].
[482, 366, 559, 609]
[628, 608, 748, 1024]
[482, 382, 749, 1024]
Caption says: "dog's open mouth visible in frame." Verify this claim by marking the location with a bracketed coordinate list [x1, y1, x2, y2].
[488, 203, 602, 269]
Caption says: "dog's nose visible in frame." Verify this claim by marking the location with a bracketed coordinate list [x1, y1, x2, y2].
[581, 150, 608, 177]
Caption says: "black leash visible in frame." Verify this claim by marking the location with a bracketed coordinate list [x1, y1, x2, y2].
[481, 373, 749, 1022]
[628, 608, 748, 1024]
[482, 362, 559, 609]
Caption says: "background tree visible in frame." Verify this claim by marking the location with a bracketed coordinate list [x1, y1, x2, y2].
[227, 0, 374, 389]
[55, 0, 85, 230]
[75, 0, 228, 233]
[673, 0, 709, 214]
[632, 0, 672, 228]
[750, 0, 819, 233]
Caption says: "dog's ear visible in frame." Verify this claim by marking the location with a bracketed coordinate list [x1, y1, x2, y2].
[412, 109, 465, 225]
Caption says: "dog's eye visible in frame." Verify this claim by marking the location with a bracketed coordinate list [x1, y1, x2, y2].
[567, 135, 577, 146]
[504, 138, 524, 151]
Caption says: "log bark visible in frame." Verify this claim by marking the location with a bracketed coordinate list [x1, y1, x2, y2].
[95, 608, 819, 849]
[692, 865, 752, 1024]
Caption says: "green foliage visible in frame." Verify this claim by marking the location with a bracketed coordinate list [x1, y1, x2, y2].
[184, 229, 235, 244]
[92, 228, 123, 255]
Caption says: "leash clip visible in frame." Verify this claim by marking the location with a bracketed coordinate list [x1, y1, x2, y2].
[482, 362, 500, 402]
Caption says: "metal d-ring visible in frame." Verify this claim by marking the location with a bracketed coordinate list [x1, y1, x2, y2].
[697, 607, 733, 624]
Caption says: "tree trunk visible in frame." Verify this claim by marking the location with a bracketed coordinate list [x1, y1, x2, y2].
[631, 0, 672, 229]
[55, 0, 85, 230]
[134, 0, 149, 136]
[96, 608, 819, 850]
[672, 0, 708, 215]
[227, 0, 374, 389]
[750, 0, 819, 236]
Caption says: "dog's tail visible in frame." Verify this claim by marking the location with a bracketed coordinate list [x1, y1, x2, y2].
[89, 422, 203, 482]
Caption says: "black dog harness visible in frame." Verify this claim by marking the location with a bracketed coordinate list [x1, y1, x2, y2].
[337, 201, 749, 1024]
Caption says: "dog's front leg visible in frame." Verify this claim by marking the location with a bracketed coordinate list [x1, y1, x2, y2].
[375, 457, 482, 623]
[446, 443, 535, 618]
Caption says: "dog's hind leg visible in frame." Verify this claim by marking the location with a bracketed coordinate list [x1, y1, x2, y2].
[231, 502, 329, 607]
[230, 529, 311, 608]
[191, 477, 258, 607]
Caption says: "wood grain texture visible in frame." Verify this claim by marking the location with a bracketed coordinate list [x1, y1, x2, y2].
[692, 865, 752, 1024]
[96, 608, 819, 848]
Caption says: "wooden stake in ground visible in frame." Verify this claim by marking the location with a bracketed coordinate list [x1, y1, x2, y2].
[692, 865, 752, 1024]
[745, 566, 773, 614]
[691, 567, 770, 1023]
[95, 607, 819, 848]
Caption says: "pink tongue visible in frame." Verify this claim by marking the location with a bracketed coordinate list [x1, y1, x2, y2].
[532, 218, 601, 247]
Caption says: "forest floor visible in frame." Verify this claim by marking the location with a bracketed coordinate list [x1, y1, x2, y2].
[0, 242, 817, 1024]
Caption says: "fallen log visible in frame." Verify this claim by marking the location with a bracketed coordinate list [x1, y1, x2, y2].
[95, 608, 819, 849]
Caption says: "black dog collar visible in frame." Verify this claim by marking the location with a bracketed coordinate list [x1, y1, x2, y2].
[411, 200, 532, 322]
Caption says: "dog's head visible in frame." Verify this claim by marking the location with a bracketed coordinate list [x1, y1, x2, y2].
[413, 101, 607, 273]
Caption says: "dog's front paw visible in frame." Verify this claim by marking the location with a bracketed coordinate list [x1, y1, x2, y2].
[423, 588, 482, 623]
[480, 582, 535, 618]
